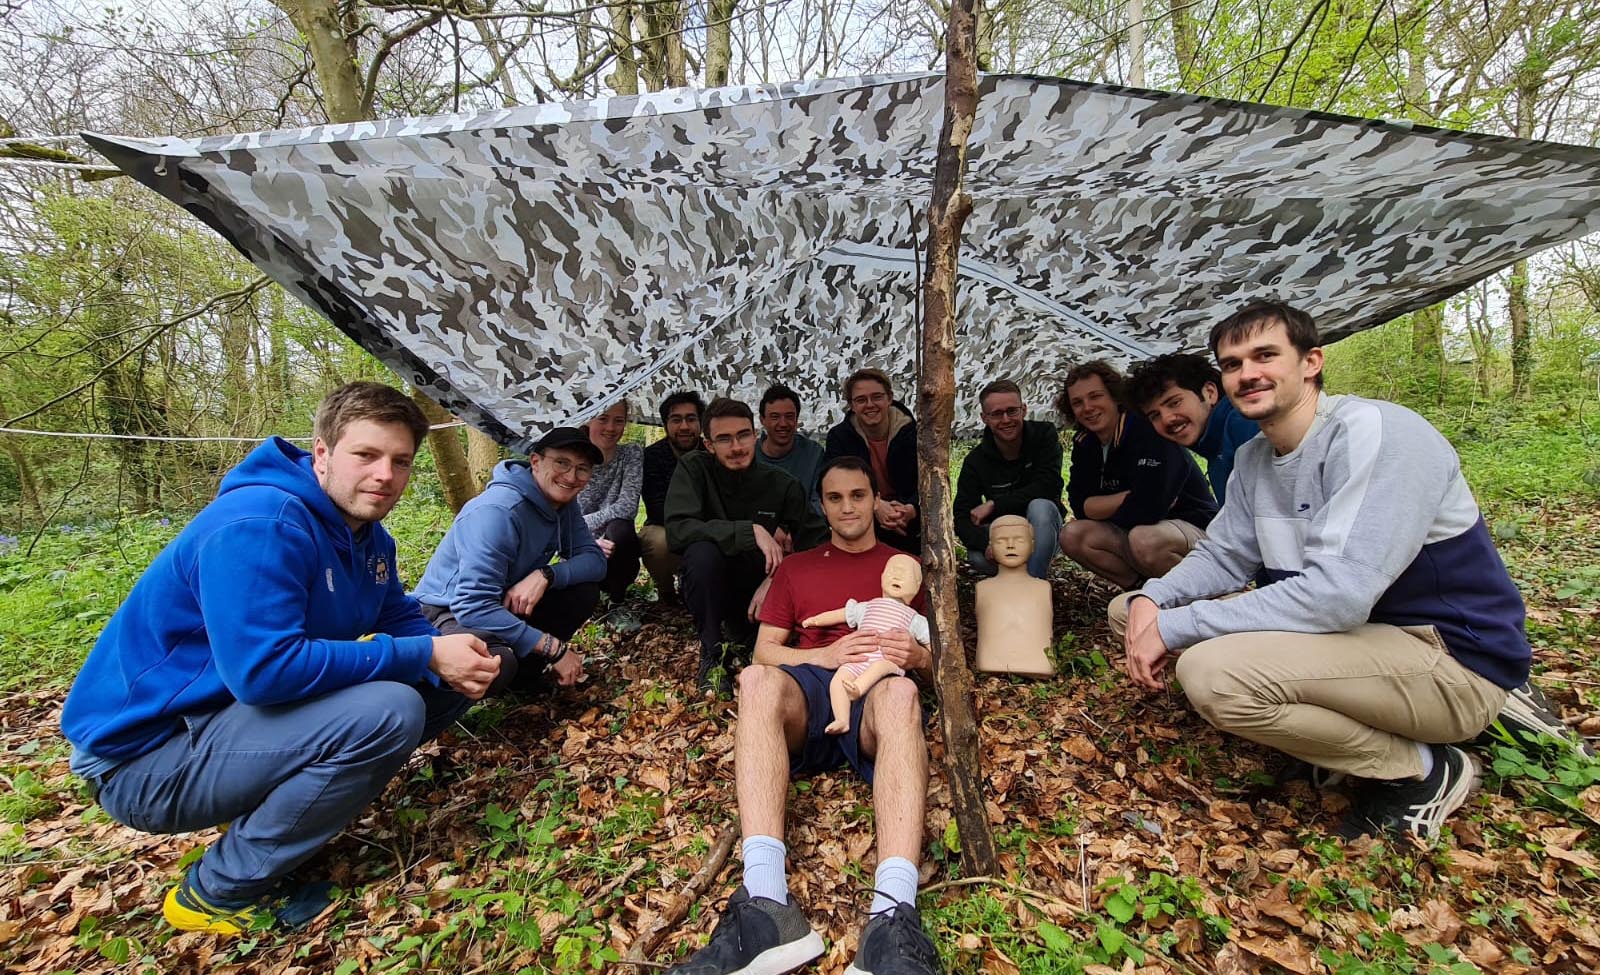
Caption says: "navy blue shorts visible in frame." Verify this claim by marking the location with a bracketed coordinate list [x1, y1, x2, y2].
[779, 663, 876, 784]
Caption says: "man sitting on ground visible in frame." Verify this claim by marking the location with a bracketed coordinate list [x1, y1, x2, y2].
[756, 383, 826, 514]
[1126, 352, 1260, 506]
[1117, 301, 1567, 842]
[640, 390, 706, 602]
[1057, 360, 1217, 588]
[666, 397, 826, 694]
[412, 427, 605, 694]
[823, 368, 921, 554]
[953, 378, 1065, 579]
[61, 383, 499, 934]
[665, 456, 939, 975]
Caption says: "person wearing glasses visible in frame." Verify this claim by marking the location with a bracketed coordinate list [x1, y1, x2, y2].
[666, 398, 828, 694]
[822, 368, 922, 554]
[952, 378, 1065, 579]
[412, 427, 606, 696]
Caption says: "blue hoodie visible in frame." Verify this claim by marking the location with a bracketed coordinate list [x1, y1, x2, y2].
[62, 438, 438, 773]
[1190, 396, 1260, 506]
[411, 460, 604, 656]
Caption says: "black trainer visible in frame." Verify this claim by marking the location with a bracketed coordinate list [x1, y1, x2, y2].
[1338, 743, 1479, 843]
[845, 902, 941, 975]
[1481, 680, 1596, 758]
[1277, 758, 1349, 790]
[666, 886, 824, 975]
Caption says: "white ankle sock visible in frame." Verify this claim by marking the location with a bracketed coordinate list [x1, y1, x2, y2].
[1414, 741, 1435, 780]
[869, 857, 920, 914]
[742, 836, 788, 904]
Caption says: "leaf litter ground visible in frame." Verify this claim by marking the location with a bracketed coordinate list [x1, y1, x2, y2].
[2, 502, 1598, 974]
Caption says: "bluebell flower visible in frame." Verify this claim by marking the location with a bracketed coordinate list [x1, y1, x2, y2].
[159, 518, 170, 527]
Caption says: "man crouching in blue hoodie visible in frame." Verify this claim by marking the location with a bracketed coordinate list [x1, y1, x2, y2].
[60, 382, 501, 936]
[411, 426, 606, 694]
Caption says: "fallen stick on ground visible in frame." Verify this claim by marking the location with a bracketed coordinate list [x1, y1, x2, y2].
[622, 820, 740, 965]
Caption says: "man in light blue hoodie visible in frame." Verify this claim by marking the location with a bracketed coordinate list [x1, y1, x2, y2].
[61, 383, 500, 936]
[412, 426, 607, 692]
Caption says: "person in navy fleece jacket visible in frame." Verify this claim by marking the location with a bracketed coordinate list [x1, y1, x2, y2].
[411, 426, 606, 693]
[61, 383, 498, 934]
[1056, 360, 1218, 590]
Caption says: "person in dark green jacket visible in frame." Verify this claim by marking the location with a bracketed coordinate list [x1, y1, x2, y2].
[953, 379, 1065, 579]
[666, 397, 828, 694]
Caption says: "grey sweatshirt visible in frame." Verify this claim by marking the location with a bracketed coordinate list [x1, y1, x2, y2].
[1141, 393, 1530, 689]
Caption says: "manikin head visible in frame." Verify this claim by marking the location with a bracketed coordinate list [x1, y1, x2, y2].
[880, 553, 923, 603]
[988, 515, 1034, 571]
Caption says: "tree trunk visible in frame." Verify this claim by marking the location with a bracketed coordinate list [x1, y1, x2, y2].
[705, 0, 737, 86]
[0, 391, 43, 521]
[919, 0, 997, 878]
[607, 1, 639, 95]
[274, 0, 365, 123]
[1397, 5, 1445, 399]
[274, 0, 484, 508]
[1410, 304, 1446, 401]
[412, 392, 479, 510]
[466, 427, 502, 491]
[1169, 0, 1197, 86]
[974, 0, 995, 71]
[1508, 76, 1538, 398]
[1127, 0, 1146, 86]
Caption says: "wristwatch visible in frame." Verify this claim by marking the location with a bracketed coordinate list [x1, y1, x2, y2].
[539, 565, 555, 585]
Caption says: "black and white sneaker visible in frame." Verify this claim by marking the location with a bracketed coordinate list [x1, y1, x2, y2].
[667, 886, 824, 975]
[845, 901, 941, 975]
[1482, 680, 1595, 758]
[1338, 744, 1480, 843]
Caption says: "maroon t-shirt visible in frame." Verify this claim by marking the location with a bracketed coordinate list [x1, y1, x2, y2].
[759, 542, 927, 651]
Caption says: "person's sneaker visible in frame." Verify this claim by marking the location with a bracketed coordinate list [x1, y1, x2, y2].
[1338, 744, 1480, 843]
[696, 659, 733, 698]
[1481, 680, 1596, 758]
[162, 870, 336, 935]
[845, 901, 941, 975]
[666, 886, 824, 975]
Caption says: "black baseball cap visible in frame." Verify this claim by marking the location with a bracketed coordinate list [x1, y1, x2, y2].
[532, 426, 602, 465]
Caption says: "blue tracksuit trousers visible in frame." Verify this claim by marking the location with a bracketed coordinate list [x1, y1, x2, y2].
[92, 680, 471, 902]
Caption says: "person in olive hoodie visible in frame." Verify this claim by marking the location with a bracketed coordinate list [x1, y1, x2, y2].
[666, 397, 827, 693]
[822, 368, 921, 554]
[412, 427, 606, 694]
[953, 379, 1066, 579]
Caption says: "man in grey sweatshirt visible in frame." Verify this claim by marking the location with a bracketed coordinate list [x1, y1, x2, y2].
[1113, 301, 1571, 843]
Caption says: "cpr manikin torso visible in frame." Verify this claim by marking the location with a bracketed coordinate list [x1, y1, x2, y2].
[975, 515, 1055, 677]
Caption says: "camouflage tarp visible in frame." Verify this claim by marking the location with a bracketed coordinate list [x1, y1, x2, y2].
[86, 73, 1600, 446]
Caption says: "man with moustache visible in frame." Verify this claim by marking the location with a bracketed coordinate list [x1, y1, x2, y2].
[953, 378, 1065, 579]
[61, 383, 499, 935]
[666, 397, 826, 694]
[412, 427, 606, 695]
[755, 383, 826, 514]
[640, 390, 707, 602]
[1115, 300, 1565, 842]
[1057, 360, 1217, 589]
[1126, 353, 1260, 506]
[664, 456, 939, 975]
[823, 368, 921, 554]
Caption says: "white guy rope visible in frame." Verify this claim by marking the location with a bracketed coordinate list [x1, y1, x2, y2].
[0, 422, 468, 443]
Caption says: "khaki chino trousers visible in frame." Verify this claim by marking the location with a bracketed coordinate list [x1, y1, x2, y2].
[1108, 593, 1506, 780]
